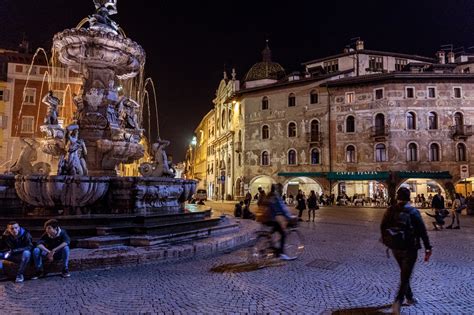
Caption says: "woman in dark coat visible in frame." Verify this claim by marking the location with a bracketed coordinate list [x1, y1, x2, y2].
[307, 190, 319, 222]
[295, 190, 306, 221]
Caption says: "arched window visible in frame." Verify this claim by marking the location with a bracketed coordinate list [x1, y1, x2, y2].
[228, 109, 232, 122]
[288, 122, 297, 137]
[407, 143, 418, 161]
[406, 112, 416, 130]
[457, 143, 467, 161]
[288, 93, 296, 107]
[375, 113, 385, 135]
[310, 120, 320, 141]
[375, 143, 386, 162]
[310, 90, 318, 104]
[262, 96, 269, 110]
[262, 125, 269, 139]
[261, 151, 269, 166]
[428, 112, 438, 130]
[430, 143, 440, 161]
[310, 148, 320, 165]
[454, 112, 464, 126]
[221, 110, 226, 129]
[346, 145, 356, 163]
[346, 116, 355, 133]
[288, 149, 297, 165]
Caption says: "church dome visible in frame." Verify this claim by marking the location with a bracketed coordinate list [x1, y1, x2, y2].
[244, 42, 285, 82]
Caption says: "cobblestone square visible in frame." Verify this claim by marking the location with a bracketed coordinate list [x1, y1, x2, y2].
[1, 204, 473, 314]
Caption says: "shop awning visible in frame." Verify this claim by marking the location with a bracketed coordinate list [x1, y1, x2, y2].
[277, 172, 325, 177]
[397, 171, 452, 179]
[326, 171, 390, 181]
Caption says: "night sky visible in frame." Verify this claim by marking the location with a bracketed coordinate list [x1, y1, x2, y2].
[1, 0, 474, 160]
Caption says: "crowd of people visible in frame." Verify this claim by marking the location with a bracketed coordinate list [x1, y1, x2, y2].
[0, 219, 71, 283]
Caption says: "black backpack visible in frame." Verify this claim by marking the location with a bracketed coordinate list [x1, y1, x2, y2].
[382, 205, 415, 250]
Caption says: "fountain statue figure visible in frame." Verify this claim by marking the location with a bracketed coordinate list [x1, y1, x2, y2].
[9, 138, 40, 175]
[139, 138, 175, 178]
[43, 91, 60, 126]
[89, 0, 120, 34]
[58, 125, 88, 176]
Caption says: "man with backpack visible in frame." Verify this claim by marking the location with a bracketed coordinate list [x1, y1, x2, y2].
[380, 187, 432, 315]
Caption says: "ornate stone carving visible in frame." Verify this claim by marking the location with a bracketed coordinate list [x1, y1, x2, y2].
[58, 125, 88, 176]
[138, 138, 175, 177]
[85, 88, 104, 111]
[42, 91, 60, 125]
[15, 175, 109, 208]
[9, 138, 41, 175]
[135, 184, 184, 209]
[89, 0, 120, 34]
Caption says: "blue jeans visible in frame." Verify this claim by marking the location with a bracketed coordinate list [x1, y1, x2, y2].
[33, 246, 70, 271]
[0, 250, 32, 275]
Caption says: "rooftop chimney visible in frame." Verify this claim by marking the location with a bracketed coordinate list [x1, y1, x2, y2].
[447, 51, 455, 63]
[355, 40, 364, 51]
[436, 51, 446, 64]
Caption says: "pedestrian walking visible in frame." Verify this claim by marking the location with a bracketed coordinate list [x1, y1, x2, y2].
[295, 190, 306, 221]
[446, 193, 465, 229]
[431, 189, 445, 212]
[307, 190, 319, 222]
[380, 187, 432, 315]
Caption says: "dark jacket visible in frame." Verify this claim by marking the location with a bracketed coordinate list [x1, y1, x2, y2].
[267, 193, 292, 220]
[234, 203, 242, 217]
[1, 227, 33, 253]
[381, 203, 432, 250]
[37, 228, 71, 250]
[431, 194, 445, 210]
[296, 193, 306, 210]
[307, 195, 318, 209]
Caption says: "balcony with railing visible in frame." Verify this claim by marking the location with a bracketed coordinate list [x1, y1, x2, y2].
[305, 131, 323, 144]
[450, 125, 473, 140]
[370, 125, 389, 140]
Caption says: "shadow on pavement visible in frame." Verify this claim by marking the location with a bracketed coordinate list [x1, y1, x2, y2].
[331, 304, 392, 314]
[210, 260, 285, 273]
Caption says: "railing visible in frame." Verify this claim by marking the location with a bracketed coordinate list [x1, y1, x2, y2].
[305, 131, 322, 143]
[450, 125, 473, 139]
[370, 125, 389, 138]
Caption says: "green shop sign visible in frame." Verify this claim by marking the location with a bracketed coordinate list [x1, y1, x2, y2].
[326, 171, 390, 180]
[397, 171, 452, 179]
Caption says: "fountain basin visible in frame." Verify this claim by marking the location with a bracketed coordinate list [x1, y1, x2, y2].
[53, 28, 145, 79]
[15, 175, 109, 208]
[108, 177, 197, 214]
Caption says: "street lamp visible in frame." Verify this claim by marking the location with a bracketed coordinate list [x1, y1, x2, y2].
[191, 136, 197, 146]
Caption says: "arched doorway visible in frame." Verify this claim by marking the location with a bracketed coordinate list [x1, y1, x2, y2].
[331, 180, 388, 201]
[283, 177, 323, 198]
[398, 178, 445, 205]
[249, 175, 275, 198]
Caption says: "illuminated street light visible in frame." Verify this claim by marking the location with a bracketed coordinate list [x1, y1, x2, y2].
[191, 136, 197, 146]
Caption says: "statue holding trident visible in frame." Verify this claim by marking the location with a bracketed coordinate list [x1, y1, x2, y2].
[89, 0, 120, 34]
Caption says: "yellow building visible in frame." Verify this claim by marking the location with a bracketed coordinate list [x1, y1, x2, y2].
[191, 109, 214, 192]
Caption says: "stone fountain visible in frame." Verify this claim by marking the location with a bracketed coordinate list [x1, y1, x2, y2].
[0, 0, 229, 248]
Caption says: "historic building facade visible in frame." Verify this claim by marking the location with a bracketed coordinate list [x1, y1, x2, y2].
[0, 49, 83, 172]
[191, 41, 474, 201]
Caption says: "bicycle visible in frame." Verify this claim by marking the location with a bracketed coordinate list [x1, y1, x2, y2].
[248, 218, 304, 265]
